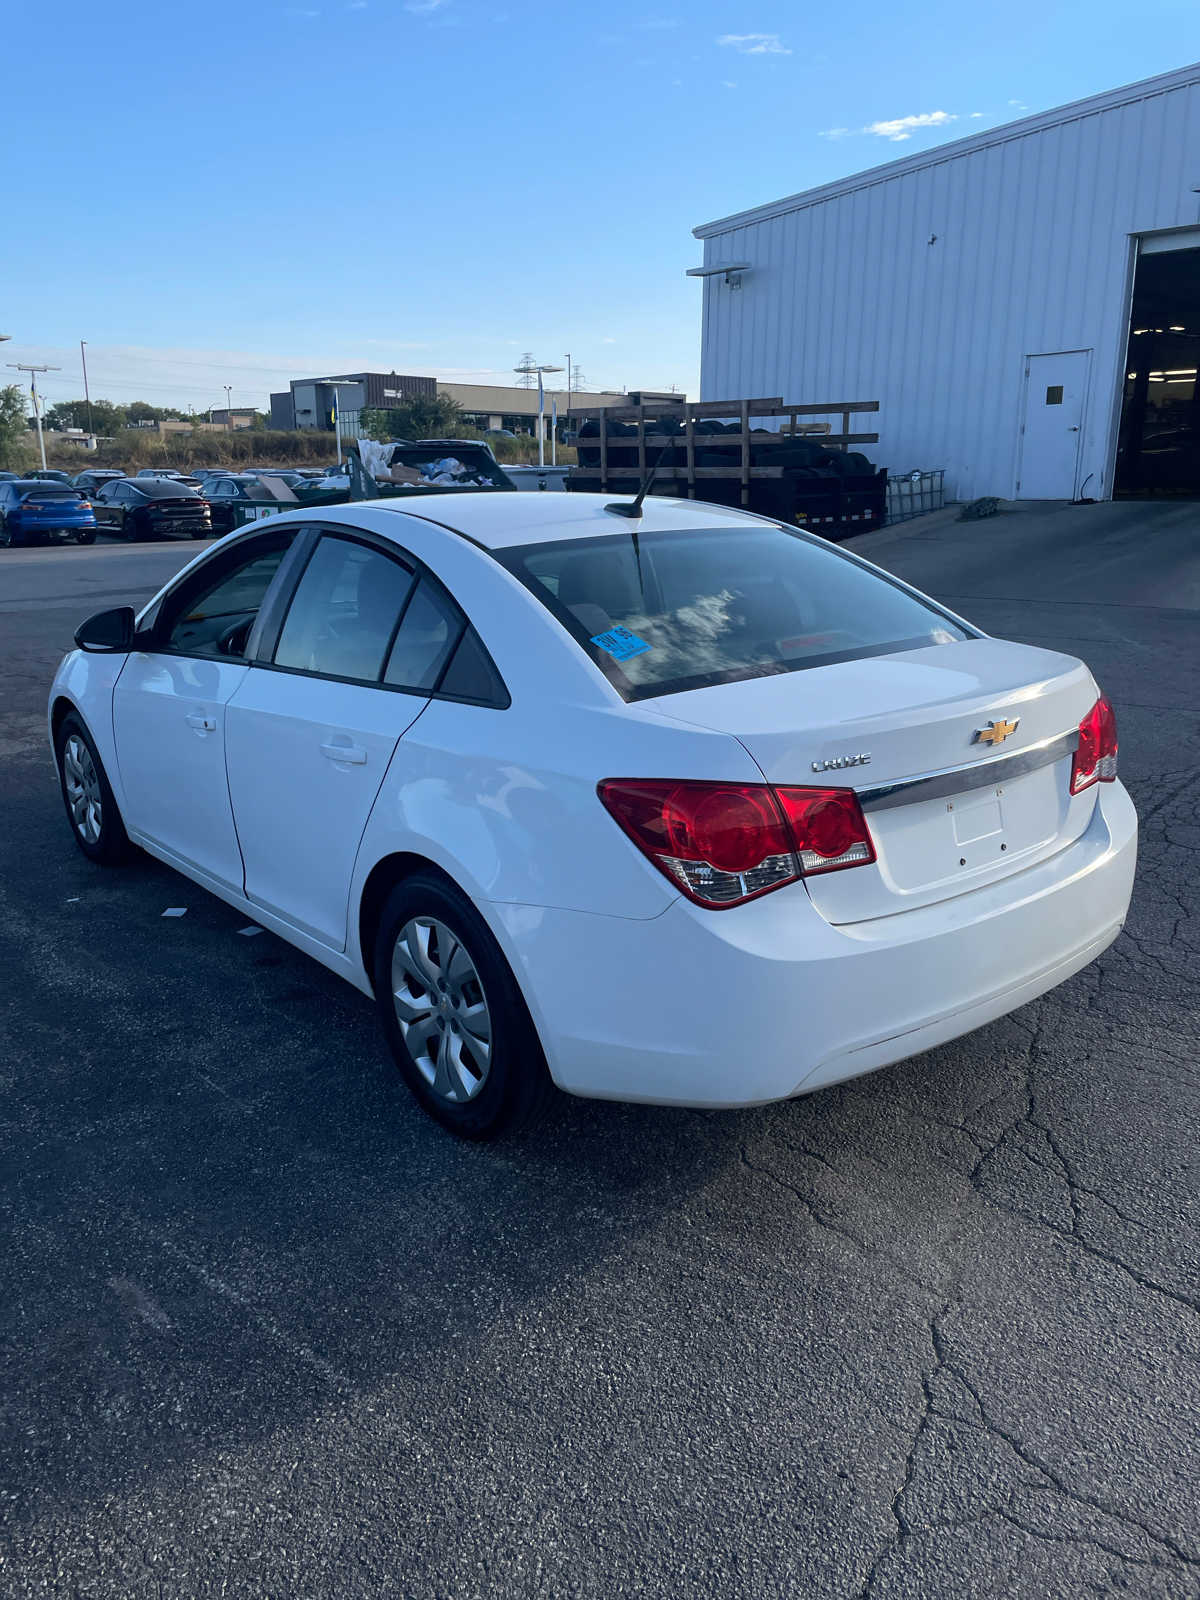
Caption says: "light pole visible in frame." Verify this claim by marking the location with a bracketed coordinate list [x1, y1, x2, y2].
[223, 384, 233, 433]
[515, 364, 564, 468]
[80, 340, 93, 436]
[8, 363, 60, 470]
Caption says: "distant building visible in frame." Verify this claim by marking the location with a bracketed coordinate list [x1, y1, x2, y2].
[207, 408, 259, 430]
[272, 370, 684, 436]
[279, 372, 436, 434]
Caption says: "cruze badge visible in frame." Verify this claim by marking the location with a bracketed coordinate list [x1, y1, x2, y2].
[812, 753, 871, 772]
[974, 718, 1020, 746]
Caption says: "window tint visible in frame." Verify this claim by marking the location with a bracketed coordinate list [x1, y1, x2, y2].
[437, 627, 506, 704]
[382, 577, 460, 691]
[500, 525, 970, 701]
[166, 539, 291, 658]
[274, 536, 415, 682]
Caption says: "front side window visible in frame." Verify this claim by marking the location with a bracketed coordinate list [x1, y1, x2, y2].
[274, 536, 416, 682]
[163, 535, 293, 658]
[499, 524, 971, 701]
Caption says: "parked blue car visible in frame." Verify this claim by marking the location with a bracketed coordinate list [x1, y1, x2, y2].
[0, 480, 97, 546]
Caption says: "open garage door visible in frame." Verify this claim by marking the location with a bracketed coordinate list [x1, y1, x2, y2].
[1115, 241, 1200, 498]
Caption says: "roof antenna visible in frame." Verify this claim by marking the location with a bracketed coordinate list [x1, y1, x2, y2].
[606, 441, 677, 518]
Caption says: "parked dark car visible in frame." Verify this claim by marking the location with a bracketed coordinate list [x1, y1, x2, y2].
[92, 478, 213, 540]
[0, 481, 97, 546]
[25, 469, 75, 484]
[73, 469, 126, 496]
[242, 468, 310, 489]
[0, 471, 21, 483]
[202, 474, 287, 535]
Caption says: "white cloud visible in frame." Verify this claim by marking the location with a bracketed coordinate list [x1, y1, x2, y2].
[969, 110, 982, 118]
[722, 80, 738, 89]
[865, 110, 956, 141]
[1008, 98, 1029, 110]
[405, 0, 446, 12]
[717, 32, 790, 55]
[820, 109, 963, 144]
[602, 337, 616, 344]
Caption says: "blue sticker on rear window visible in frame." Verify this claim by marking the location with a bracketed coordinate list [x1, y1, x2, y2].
[591, 626, 652, 662]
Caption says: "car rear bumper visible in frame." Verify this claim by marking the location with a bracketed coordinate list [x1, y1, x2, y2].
[490, 781, 1137, 1108]
[13, 521, 94, 540]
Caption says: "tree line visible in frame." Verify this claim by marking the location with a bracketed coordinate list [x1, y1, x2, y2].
[37, 398, 269, 433]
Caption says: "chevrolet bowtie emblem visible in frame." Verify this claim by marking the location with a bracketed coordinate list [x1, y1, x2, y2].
[974, 718, 1020, 746]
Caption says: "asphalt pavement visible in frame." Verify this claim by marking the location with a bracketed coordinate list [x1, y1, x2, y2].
[1, 505, 1197, 1599]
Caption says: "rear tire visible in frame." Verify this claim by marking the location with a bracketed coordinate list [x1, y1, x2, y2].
[372, 873, 553, 1139]
[74, 529, 96, 545]
[54, 713, 133, 865]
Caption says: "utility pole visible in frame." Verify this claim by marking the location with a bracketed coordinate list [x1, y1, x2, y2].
[564, 352, 572, 420]
[8, 363, 60, 470]
[80, 340, 93, 436]
[224, 385, 233, 432]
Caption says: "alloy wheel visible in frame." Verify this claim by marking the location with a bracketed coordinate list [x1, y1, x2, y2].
[62, 734, 103, 845]
[390, 917, 493, 1103]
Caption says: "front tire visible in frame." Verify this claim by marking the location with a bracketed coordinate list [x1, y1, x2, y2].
[372, 873, 552, 1139]
[54, 713, 133, 864]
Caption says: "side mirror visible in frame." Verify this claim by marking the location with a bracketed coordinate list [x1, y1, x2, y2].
[74, 606, 135, 653]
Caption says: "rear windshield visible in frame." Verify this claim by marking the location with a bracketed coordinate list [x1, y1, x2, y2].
[498, 524, 971, 701]
[136, 481, 202, 499]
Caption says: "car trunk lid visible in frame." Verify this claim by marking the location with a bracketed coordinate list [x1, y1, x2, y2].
[646, 637, 1100, 922]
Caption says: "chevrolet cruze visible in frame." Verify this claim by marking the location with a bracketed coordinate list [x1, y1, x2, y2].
[48, 494, 1137, 1137]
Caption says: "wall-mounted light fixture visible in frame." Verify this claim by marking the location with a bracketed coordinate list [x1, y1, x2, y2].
[686, 262, 752, 290]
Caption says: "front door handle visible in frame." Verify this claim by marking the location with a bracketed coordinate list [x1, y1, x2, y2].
[321, 740, 368, 765]
[186, 712, 217, 732]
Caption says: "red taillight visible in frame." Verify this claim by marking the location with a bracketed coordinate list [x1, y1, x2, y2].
[597, 778, 875, 908]
[775, 786, 877, 875]
[1070, 695, 1118, 794]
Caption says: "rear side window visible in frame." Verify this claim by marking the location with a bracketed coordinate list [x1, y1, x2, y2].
[499, 524, 970, 701]
[382, 579, 459, 690]
[275, 536, 416, 682]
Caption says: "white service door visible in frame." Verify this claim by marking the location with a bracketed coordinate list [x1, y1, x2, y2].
[224, 672, 425, 949]
[1017, 351, 1090, 499]
[113, 655, 250, 889]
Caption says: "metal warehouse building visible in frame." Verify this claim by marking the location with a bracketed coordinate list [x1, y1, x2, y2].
[693, 62, 1200, 504]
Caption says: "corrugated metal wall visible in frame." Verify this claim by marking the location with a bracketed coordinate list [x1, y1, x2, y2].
[696, 68, 1200, 502]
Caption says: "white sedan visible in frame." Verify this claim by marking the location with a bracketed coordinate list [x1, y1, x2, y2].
[48, 494, 1137, 1138]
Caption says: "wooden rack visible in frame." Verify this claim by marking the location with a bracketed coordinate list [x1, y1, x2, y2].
[568, 396, 880, 508]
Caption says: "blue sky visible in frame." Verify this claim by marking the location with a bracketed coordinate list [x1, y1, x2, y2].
[5, 0, 1198, 413]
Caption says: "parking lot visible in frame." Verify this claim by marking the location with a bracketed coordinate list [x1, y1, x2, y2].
[1, 501, 1198, 1599]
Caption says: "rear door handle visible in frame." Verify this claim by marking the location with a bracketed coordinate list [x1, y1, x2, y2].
[321, 740, 368, 765]
[186, 712, 217, 732]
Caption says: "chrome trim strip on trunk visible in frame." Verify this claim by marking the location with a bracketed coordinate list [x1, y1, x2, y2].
[856, 729, 1079, 813]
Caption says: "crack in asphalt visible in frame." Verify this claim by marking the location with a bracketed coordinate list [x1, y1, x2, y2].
[856, 1306, 1200, 1595]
